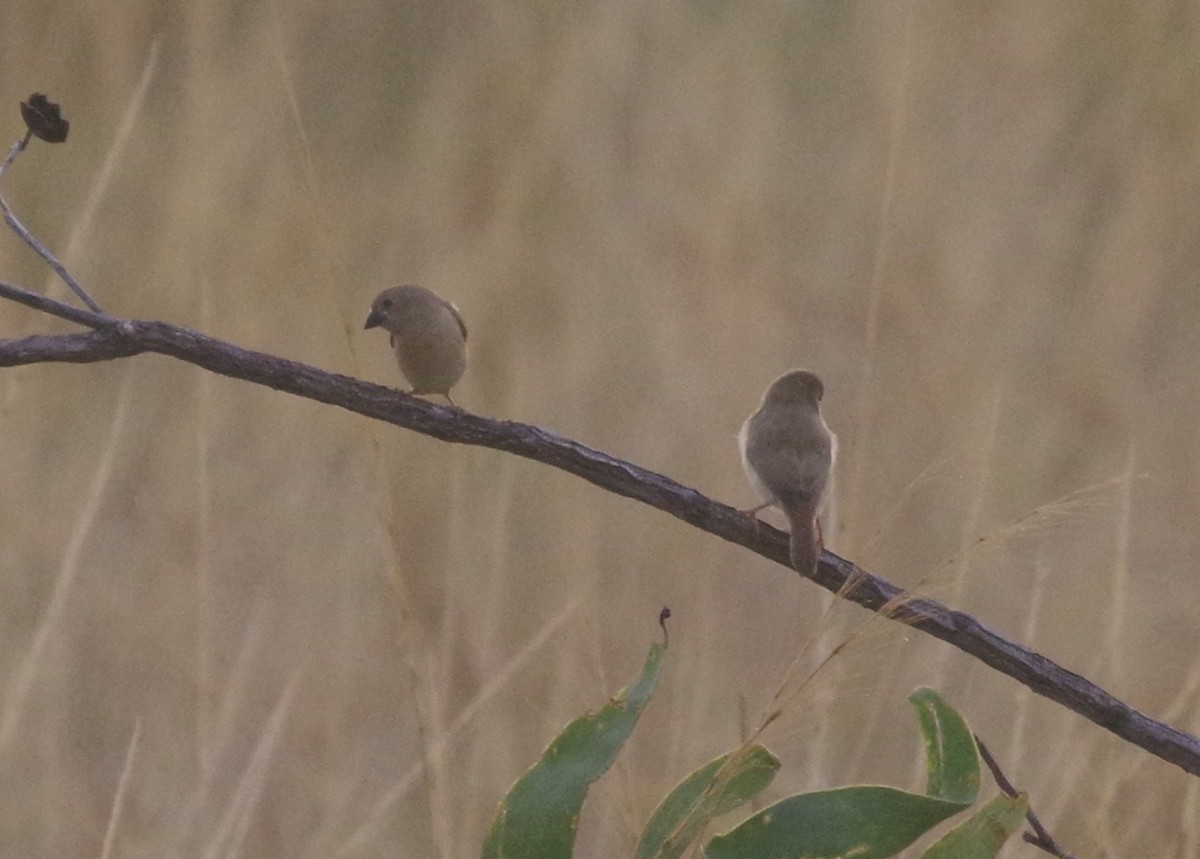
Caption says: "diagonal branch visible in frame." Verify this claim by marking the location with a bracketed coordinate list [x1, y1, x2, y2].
[1, 278, 1199, 777]
[976, 736, 1078, 858]
[0, 141, 107, 315]
[0, 330, 140, 363]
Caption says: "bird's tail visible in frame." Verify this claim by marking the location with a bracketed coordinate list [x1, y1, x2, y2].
[781, 496, 820, 576]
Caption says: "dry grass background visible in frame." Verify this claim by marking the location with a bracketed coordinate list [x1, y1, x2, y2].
[2, 1, 1199, 856]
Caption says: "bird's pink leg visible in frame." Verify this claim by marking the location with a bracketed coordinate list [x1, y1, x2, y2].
[739, 502, 771, 522]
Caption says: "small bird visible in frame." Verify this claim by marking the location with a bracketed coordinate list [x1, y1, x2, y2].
[739, 369, 836, 576]
[364, 285, 467, 405]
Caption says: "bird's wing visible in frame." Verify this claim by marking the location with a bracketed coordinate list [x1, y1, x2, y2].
[445, 301, 467, 341]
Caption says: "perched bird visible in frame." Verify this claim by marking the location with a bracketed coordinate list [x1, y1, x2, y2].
[739, 369, 836, 576]
[364, 285, 467, 405]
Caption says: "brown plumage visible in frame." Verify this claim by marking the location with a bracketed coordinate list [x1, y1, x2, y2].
[364, 285, 467, 404]
[738, 369, 836, 575]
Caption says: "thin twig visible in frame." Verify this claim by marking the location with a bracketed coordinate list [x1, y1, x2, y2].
[0, 277, 112, 327]
[0, 139, 106, 314]
[976, 736, 1079, 859]
[1, 278, 1199, 780]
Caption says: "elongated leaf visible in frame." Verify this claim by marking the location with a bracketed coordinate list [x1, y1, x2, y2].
[703, 785, 965, 859]
[923, 793, 1029, 859]
[636, 745, 780, 859]
[703, 689, 983, 859]
[482, 642, 665, 859]
[909, 687, 980, 804]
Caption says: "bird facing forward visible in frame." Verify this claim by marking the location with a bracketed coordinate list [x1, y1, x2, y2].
[739, 369, 836, 576]
[364, 285, 467, 405]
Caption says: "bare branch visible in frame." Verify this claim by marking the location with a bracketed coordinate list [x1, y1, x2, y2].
[976, 736, 1079, 859]
[1, 285, 1198, 778]
[0, 330, 139, 365]
[0, 278, 113, 327]
[0, 139, 106, 314]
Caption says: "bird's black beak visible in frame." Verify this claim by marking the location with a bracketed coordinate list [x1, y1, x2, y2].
[364, 309, 384, 330]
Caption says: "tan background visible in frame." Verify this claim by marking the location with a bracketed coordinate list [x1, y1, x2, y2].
[2, 2, 1198, 856]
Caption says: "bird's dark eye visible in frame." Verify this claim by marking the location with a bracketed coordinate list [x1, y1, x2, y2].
[380, 299, 393, 309]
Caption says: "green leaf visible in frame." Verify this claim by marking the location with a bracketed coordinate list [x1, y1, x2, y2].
[636, 745, 780, 859]
[923, 793, 1029, 858]
[702, 689, 984, 859]
[909, 687, 980, 804]
[702, 785, 966, 859]
[482, 642, 666, 859]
